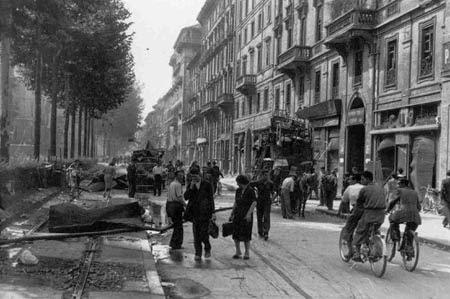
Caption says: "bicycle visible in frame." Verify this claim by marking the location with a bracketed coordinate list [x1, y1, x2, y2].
[385, 224, 419, 272]
[420, 185, 440, 214]
[339, 223, 388, 277]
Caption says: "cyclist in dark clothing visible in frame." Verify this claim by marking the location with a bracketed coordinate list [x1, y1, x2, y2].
[386, 178, 421, 259]
[250, 171, 274, 240]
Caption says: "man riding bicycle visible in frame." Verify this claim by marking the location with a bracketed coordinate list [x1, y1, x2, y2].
[386, 177, 421, 259]
[342, 171, 386, 262]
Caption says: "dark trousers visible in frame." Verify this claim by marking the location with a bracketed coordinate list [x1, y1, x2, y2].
[166, 201, 184, 249]
[153, 174, 162, 196]
[256, 201, 271, 237]
[128, 178, 136, 198]
[325, 190, 336, 210]
[192, 220, 211, 256]
[390, 221, 418, 248]
[280, 189, 292, 218]
[342, 209, 363, 251]
[319, 184, 325, 205]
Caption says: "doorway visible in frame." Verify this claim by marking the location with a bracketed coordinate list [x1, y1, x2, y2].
[347, 125, 365, 173]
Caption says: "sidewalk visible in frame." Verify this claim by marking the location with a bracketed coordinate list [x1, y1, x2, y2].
[316, 200, 450, 250]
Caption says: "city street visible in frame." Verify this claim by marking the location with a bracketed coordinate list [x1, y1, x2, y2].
[151, 187, 450, 299]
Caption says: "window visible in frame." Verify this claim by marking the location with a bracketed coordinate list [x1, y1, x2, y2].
[238, 33, 242, 49]
[241, 100, 246, 116]
[244, 28, 248, 44]
[257, 46, 262, 72]
[256, 92, 261, 113]
[298, 76, 305, 106]
[245, 0, 249, 16]
[332, 62, 340, 98]
[258, 14, 262, 31]
[385, 38, 397, 87]
[419, 20, 434, 78]
[275, 87, 280, 110]
[315, 3, 323, 42]
[251, 21, 255, 37]
[236, 59, 241, 77]
[300, 17, 306, 46]
[267, 3, 271, 24]
[314, 70, 321, 104]
[248, 96, 253, 115]
[285, 83, 291, 116]
[265, 38, 271, 66]
[354, 48, 363, 85]
[235, 102, 239, 118]
[287, 25, 293, 49]
[263, 89, 269, 110]
[242, 56, 247, 75]
[276, 34, 282, 60]
[239, 0, 243, 22]
[250, 51, 255, 74]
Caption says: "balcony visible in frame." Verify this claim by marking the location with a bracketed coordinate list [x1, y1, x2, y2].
[201, 101, 218, 115]
[325, 9, 377, 55]
[277, 46, 311, 77]
[217, 93, 234, 109]
[165, 114, 178, 126]
[236, 74, 257, 95]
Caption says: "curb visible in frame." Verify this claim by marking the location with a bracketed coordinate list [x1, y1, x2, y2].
[315, 208, 450, 252]
[141, 239, 165, 298]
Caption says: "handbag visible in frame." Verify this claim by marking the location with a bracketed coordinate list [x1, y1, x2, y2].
[208, 220, 219, 239]
[222, 221, 233, 237]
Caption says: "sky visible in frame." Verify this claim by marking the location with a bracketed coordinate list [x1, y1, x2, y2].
[123, 0, 206, 118]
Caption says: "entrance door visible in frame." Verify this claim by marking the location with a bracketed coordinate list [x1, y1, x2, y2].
[347, 125, 365, 173]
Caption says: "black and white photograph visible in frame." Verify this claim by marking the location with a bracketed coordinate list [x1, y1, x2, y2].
[1, 0, 450, 298]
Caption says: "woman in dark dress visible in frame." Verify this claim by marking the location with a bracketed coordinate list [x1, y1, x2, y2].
[230, 175, 257, 259]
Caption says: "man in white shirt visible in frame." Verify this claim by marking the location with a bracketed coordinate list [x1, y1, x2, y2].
[341, 173, 364, 213]
[166, 170, 186, 250]
[280, 170, 297, 219]
[152, 162, 164, 196]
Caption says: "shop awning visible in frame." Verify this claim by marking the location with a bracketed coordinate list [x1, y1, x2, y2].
[377, 137, 395, 152]
[296, 99, 342, 120]
[328, 138, 339, 151]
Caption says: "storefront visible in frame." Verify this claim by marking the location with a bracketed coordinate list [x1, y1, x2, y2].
[346, 97, 366, 174]
[297, 99, 342, 172]
[371, 102, 440, 200]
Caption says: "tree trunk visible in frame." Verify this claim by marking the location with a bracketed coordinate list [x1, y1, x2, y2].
[63, 108, 69, 159]
[78, 106, 82, 157]
[86, 113, 91, 157]
[34, 30, 42, 160]
[83, 106, 88, 156]
[91, 119, 95, 157]
[70, 106, 76, 158]
[49, 54, 59, 157]
[0, 0, 12, 162]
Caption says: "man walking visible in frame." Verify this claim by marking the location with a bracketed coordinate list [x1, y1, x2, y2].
[250, 171, 274, 240]
[211, 161, 224, 195]
[152, 162, 164, 196]
[440, 170, 450, 228]
[280, 169, 296, 219]
[339, 173, 364, 215]
[166, 170, 186, 250]
[184, 167, 215, 261]
[127, 159, 137, 198]
[323, 170, 338, 210]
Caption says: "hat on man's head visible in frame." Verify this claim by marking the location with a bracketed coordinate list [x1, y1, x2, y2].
[288, 166, 298, 177]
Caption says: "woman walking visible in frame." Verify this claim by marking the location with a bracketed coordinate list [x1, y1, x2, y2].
[103, 161, 116, 201]
[230, 175, 257, 259]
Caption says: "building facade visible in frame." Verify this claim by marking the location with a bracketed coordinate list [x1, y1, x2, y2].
[144, 0, 450, 195]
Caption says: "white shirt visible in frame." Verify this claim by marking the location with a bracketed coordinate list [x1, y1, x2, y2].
[153, 166, 163, 175]
[342, 183, 364, 207]
[281, 176, 295, 192]
[167, 180, 183, 204]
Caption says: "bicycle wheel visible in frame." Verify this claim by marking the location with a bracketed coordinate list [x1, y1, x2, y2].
[369, 235, 387, 278]
[339, 228, 351, 262]
[385, 227, 397, 262]
[402, 233, 419, 272]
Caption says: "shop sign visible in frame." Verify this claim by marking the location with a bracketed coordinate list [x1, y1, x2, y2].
[347, 107, 365, 125]
[310, 117, 339, 128]
[395, 133, 410, 145]
[443, 42, 450, 76]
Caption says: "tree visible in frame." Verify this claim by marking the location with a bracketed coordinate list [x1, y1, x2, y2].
[0, 0, 12, 162]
